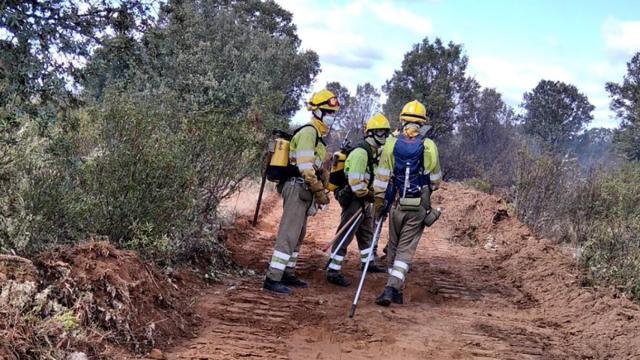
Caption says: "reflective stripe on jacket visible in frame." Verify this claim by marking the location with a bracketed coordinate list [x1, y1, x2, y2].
[345, 147, 372, 197]
[289, 121, 327, 175]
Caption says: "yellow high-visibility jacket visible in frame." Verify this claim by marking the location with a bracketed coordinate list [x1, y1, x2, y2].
[289, 118, 327, 192]
[344, 143, 377, 198]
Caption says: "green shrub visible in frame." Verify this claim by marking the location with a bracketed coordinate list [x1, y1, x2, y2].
[464, 177, 493, 193]
[1, 0, 317, 263]
[1, 88, 262, 263]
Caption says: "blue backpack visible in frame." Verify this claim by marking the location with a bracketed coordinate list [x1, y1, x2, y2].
[392, 134, 429, 198]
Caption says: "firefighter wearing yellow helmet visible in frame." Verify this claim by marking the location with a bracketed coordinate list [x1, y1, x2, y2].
[326, 112, 391, 287]
[372, 100, 442, 306]
[264, 89, 340, 295]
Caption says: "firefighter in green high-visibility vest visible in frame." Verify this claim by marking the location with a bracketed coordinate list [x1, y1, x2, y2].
[326, 113, 391, 287]
[373, 100, 442, 306]
[263, 89, 340, 295]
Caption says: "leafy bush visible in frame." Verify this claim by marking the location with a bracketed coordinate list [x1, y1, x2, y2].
[0, 0, 317, 263]
[2, 87, 263, 263]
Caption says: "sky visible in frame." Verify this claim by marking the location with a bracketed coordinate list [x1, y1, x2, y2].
[274, 0, 640, 128]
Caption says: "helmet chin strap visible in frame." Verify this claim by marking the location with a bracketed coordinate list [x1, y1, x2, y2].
[313, 109, 323, 120]
[366, 134, 384, 147]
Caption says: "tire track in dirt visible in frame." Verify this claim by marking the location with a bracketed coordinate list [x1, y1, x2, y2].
[162, 183, 640, 360]
[170, 278, 315, 359]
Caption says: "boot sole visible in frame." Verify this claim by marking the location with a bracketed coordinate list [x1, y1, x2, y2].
[327, 279, 351, 287]
[262, 284, 293, 295]
[282, 282, 308, 288]
[262, 287, 292, 295]
[375, 298, 391, 307]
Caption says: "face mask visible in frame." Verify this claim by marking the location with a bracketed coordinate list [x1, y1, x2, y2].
[374, 134, 387, 145]
[323, 114, 336, 126]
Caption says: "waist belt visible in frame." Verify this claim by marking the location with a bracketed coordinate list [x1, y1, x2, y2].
[290, 177, 310, 191]
[289, 177, 306, 186]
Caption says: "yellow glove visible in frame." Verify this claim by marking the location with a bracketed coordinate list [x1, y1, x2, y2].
[314, 190, 330, 205]
[302, 169, 324, 193]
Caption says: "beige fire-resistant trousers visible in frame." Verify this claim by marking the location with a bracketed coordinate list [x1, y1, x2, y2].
[385, 203, 427, 290]
[266, 180, 313, 281]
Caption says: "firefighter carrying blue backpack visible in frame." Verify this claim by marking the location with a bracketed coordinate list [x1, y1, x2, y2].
[372, 100, 443, 306]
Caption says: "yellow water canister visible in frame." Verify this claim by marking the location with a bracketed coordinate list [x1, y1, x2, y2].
[270, 138, 290, 167]
[327, 150, 348, 191]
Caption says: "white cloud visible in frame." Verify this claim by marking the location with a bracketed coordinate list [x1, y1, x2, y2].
[602, 17, 640, 59]
[276, 0, 433, 124]
[585, 61, 620, 79]
[468, 56, 622, 129]
[590, 108, 617, 128]
[370, 2, 433, 35]
[469, 55, 572, 99]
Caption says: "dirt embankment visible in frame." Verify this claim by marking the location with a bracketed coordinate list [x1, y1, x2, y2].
[0, 242, 203, 359]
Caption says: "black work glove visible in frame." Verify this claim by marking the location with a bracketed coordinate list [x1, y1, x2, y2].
[363, 189, 375, 203]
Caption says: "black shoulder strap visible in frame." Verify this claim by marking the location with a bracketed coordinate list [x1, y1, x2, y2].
[293, 124, 326, 147]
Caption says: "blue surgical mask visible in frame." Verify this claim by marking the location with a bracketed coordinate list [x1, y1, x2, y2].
[323, 114, 336, 126]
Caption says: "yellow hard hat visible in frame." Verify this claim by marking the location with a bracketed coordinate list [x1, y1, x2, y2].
[307, 89, 340, 112]
[365, 113, 391, 132]
[399, 100, 427, 124]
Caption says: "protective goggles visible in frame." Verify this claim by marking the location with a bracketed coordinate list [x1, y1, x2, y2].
[315, 97, 340, 108]
[371, 129, 390, 137]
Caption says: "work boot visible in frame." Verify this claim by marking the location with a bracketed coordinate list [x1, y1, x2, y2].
[326, 271, 351, 287]
[281, 273, 308, 288]
[263, 277, 292, 295]
[392, 290, 404, 304]
[375, 286, 395, 307]
[360, 262, 386, 273]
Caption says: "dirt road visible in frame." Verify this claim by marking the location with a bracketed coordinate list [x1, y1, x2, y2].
[162, 183, 640, 359]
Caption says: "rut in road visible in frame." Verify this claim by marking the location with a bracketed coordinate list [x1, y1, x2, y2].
[162, 183, 640, 360]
